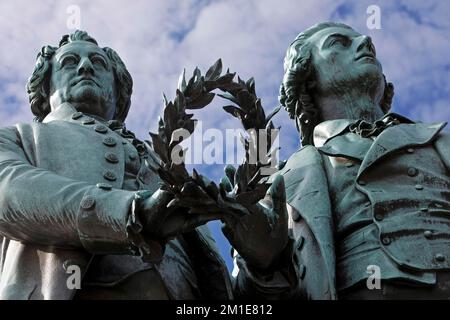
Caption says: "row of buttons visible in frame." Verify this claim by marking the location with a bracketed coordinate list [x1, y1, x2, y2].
[353, 146, 448, 264]
[296, 236, 306, 280]
[76, 113, 121, 182]
[380, 232, 446, 262]
[357, 149, 422, 188]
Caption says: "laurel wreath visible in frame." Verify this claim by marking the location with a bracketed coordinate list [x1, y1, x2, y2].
[149, 59, 280, 216]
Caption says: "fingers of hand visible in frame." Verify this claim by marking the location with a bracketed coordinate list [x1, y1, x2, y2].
[268, 175, 286, 211]
[220, 176, 233, 193]
[224, 164, 236, 186]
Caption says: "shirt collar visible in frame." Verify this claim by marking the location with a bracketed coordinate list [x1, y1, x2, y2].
[313, 112, 415, 147]
[42, 102, 120, 128]
[42, 102, 79, 123]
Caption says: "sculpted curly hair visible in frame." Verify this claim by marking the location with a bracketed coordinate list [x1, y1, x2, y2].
[279, 22, 394, 146]
[26, 30, 133, 122]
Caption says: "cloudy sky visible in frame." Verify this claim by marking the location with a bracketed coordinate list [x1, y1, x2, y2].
[0, 0, 449, 271]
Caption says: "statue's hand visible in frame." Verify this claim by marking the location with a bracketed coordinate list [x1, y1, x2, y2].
[222, 174, 289, 270]
[135, 188, 222, 241]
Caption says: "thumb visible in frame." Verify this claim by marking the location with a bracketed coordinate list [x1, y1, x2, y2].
[268, 174, 287, 220]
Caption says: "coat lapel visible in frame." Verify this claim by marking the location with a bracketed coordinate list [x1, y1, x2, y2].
[357, 122, 447, 178]
[277, 146, 336, 295]
[318, 133, 373, 162]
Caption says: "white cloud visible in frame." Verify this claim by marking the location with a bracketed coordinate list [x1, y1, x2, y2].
[0, 0, 449, 272]
[0, 0, 448, 158]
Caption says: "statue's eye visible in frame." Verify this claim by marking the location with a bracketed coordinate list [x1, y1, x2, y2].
[61, 56, 78, 67]
[330, 36, 350, 47]
[91, 56, 107, 69]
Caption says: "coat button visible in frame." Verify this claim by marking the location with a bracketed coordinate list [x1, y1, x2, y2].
[105, 152, 119, 164]
[415, 184, 424, 190]
[374, 213, 384, 221]
[103, 137, 117, 147]
[296, 236, 305, 251]
[96, 183, 112, 190]
[71, 112, 83, 120]
[407, 168, 418, 177]
[345, 162, 354, 168]
[129, 152, 137, 161]
[424, 230, 433, 239]
[407, 148, 415, 153]
[103, 170, 117, 181]
[94, 125, 108, 134]
[381, 236, 391, 245]
[291, 209, 301, 222]
[299, 264, 306, 280]
[435, 254, 446, 262]
[81, 195, 95, 210]
[82, 118, 95, 125]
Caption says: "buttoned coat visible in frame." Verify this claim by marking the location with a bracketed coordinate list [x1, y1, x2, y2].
[0, 103, 234, 300]
[277, 118, 450, 299]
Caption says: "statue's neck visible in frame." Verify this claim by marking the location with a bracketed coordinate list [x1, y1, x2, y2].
[315, 92, 385, 123]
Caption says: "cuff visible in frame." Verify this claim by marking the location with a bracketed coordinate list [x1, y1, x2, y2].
[233, 236, 299, 299]
[126, 191, 165, 263]
[77, 185, 136, 254]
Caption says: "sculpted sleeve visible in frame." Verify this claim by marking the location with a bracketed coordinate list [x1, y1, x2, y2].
[0, 126, 138, 254]
[231, 239, 300, 299]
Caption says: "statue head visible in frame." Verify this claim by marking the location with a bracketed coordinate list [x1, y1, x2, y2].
[27, 30, 133, 122]
[279, 22, 394, 145]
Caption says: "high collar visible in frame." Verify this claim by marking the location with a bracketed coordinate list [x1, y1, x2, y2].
[42, 103, 80, 123]
[42, 103, 124, 130]
[312, 112, 415, 147]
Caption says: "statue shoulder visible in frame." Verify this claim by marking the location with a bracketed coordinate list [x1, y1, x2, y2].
[280, 145, 323, 174]
[267, 145, 325, 185]
[0, 122, 35, 140]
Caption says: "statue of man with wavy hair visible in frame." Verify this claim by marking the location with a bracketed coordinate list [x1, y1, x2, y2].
[0, 30, 298, 300]
[276, 22, 450, 299]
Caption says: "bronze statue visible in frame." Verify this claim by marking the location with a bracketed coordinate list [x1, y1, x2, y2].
[276, 22, 450, 299]
[0, 31, 297, 300]
[1, 21, 448, 301]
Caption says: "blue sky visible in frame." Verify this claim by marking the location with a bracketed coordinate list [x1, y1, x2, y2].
[0, 0, 449, 271]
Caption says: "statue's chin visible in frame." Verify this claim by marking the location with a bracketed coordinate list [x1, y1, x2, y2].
[71, 86, 100, 102]
[336, 64, 384, 95]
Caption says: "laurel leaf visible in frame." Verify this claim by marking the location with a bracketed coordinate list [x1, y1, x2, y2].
[149, 132, 169, 164]
[177, 69, 187, 92]
[186, 92, 215, 109]
[205, 59, 222, 81]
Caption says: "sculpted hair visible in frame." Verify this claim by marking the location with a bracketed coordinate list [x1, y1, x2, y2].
[279, 22, 394, 146]
[26, 30, 133, 122]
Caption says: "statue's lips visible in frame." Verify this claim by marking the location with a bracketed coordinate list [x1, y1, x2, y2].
[72, 78, 100, 87]
[355, 52, 376, 62]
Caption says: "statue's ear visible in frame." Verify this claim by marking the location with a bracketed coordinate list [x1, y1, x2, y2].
[380, 75, 394, 114]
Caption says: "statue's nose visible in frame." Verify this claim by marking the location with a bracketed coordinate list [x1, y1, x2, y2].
[356, 35, 375, 54]
[77, 57, 94, 75]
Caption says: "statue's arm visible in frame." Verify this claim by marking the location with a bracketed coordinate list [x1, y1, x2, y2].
[230, 239, 300, 300]
[0, 126, 137, 254]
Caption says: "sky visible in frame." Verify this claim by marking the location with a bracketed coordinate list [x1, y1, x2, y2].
[0, 0, 449, 272]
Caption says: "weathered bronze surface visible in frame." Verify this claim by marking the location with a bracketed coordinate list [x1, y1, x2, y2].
[278, 22, 450, 299]
[0, 22, 448, 300]
[0, 31, 297, 300]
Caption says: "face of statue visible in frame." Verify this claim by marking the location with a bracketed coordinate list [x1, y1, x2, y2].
[49, 40, 117, 120]
[307, 26, 385, 119]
